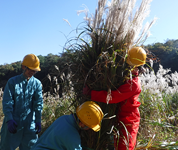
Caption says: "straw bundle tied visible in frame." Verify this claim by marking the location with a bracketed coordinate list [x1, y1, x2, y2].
[64, 0, 157, 149]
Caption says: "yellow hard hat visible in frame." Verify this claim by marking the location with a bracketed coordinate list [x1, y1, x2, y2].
[126, 47, 146, 67]
[76, 101, 104, 132]
[21, 54, 41, 71]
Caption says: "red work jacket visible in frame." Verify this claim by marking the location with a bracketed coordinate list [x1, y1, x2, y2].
[91, 75, 141, 123]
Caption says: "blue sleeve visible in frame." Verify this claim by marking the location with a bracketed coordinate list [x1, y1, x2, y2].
[63, 131, 82, 150]
[2, 79, 14, 122]
[51, 134, 82, 150]
[66, 140, 82, 150]
[33, 80, 43, 123]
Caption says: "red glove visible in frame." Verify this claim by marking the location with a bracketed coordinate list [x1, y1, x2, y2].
[83, 85, 91, 95]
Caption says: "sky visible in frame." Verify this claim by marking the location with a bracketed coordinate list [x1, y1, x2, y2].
[0, 0, 178, 65]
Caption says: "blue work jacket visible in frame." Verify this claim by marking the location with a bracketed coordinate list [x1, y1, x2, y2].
[31, 114, 82, 150]
[2, 73, 43, 128]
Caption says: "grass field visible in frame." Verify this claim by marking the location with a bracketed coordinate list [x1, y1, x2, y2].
[0, 66, 178, 149]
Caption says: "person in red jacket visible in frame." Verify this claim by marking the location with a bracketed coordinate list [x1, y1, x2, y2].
[90, 47, 147, 150]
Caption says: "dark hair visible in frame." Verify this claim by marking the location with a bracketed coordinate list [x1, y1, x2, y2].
[137, 66, 146, 74]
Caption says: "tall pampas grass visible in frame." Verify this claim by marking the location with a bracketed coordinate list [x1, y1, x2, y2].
[64, 0, 157, 149]
[81, 0, 157, 49]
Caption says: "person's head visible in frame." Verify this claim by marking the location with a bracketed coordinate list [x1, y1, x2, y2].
[21, 54, 41, 79]
[126, 47, 146, 67]
[76, 101, 104, 132]
[126, 47, 146, 75]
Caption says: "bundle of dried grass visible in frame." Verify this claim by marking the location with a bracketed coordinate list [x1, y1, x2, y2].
[64, 0, 157, 149]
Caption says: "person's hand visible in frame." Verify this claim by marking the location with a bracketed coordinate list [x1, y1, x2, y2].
[7, 120, 17, 134]
[83, 85, 91, 95]
[35, 122, 41, 134]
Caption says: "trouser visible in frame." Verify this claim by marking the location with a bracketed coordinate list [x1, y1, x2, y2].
[114, 122, 140, 150]
[0, 120, 38, 150]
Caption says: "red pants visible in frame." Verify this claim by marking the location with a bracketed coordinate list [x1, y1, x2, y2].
[114, 122, 139, 150]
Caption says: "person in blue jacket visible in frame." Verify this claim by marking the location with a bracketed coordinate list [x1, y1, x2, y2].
[31, 101, 104, 150]
[0, 54, 43, 150]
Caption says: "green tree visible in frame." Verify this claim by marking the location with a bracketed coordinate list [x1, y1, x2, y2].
[145, 39, 178, 72]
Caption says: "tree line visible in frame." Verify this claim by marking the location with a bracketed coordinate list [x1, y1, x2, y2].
[0, 39, 178, 93]
[145, 39, 178, 72]
[0, 53, 67, 96]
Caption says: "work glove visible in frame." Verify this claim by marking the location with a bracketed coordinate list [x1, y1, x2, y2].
[7, 119, 17, 134]
[83, 85, 91, 95]
[35, 122, 41, 134]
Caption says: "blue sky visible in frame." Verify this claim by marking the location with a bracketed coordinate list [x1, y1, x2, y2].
[0, 0, 178, 65]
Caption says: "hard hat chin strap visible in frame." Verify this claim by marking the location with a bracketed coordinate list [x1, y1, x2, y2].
[73, 113, 89, 130]
[73, 113, 80, 127]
